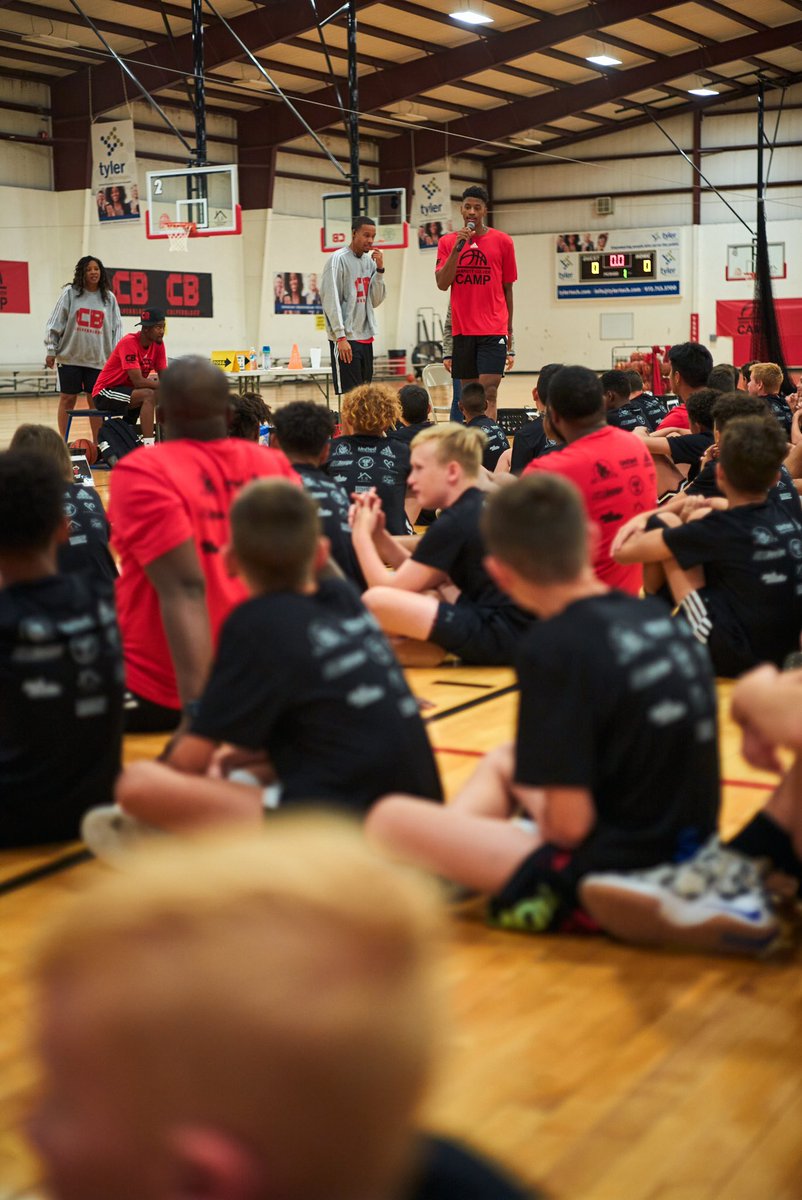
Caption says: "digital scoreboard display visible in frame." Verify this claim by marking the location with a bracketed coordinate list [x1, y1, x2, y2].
[579, 251, 657, 283]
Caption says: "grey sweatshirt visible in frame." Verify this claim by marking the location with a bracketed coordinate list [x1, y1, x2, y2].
[44, 286, 123, 367]
[320, 248, 385, 342]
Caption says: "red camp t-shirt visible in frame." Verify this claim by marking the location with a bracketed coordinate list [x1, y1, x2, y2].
[524, 425, 657, 595]
[655, 403, 689, 431]
[109, 439, 299, 708]
[93, 331, 168, 395]
[436, 227, 517, 337]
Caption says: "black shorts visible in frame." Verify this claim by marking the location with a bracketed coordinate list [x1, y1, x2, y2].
[430, 600, 522, 666]
[452, 334, 507, 380]
[94, 385, 140, 421]
[330, 340, 374, 395]
[123, 689, 181, 734]
[57, 364, 100, 396]
[679, 588, 754, 677]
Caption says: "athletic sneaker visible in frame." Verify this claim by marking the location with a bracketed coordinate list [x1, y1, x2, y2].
[81, 804, 159, 865]
[579, 837, 780, 955]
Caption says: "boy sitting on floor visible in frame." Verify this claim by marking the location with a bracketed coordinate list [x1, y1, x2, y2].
[81, 480, 441, 858]
[0, 451, 123, 847]
[364, 474, 761, 949]
[613, 415, 802, 677]
[458, 381, 510, 472]
[633, 387, 716, 494]
[351, 424, 533, 667]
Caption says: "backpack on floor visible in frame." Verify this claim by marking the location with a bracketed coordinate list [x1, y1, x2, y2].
[97, 418, 140, 468]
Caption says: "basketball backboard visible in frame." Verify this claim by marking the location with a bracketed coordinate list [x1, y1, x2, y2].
[145, 164, 241, 238]
[321, 188, 408, 252]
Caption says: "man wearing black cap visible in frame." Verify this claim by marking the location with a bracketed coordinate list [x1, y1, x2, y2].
[92, 308, 167, 439]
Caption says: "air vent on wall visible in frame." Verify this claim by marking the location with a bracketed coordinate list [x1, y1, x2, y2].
[595, 196, 614, 216]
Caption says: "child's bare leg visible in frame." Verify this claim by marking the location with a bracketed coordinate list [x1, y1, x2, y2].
[449, 743, 518, 818]
[764, 753, 802, 859]
[643, 561, 668, 595]
[663, 557, 705, 605]
[365, 794, 542, 893]
[116, 761, 264, 832]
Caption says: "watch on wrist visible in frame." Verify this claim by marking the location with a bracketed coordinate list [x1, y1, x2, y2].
[184, 699, 201, 721]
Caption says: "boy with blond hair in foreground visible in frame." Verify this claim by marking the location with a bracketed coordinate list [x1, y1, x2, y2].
[29, 816, 536, 1200]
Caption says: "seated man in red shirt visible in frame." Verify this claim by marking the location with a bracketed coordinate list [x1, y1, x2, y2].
[109, 355, 298, 733]
[92, 307, 167, 439]
[523, 365, 657, 596]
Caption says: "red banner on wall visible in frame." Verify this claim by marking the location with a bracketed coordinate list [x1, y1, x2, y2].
[0, 261, 30, 313]
[716, 299, 802, 365]
[690, 312, 699, 342]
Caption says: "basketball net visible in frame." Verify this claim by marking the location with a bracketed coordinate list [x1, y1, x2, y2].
[159, 214, 196, 253]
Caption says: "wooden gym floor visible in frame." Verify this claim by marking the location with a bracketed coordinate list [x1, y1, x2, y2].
[1, 393, 801, 1200]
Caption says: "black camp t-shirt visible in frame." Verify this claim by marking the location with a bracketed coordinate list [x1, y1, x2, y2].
[406, 1136, 539, 1200]
[465, 414, 510, 471]
[412, 487, 532, 631]
[606, 403, 647, 433]
[388, 420, 435, 446]
[327, 434, 411, 535]
[514, 592, 719, 877]
[765, 393, 792, 437]
[294, 464, 364, 588]
[633, 391, 669, 431]
[663, 501, 802, 667]
[666, 430, 714, 481]
[58, 481, 117, 588]
[509, 417, 560, 475]
[192, 579, 442, 811]
[0, 574, 123, 846]
[686, 460, 802, 519]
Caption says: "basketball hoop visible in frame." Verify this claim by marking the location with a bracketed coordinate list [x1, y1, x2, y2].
[160, 215, 196, 252]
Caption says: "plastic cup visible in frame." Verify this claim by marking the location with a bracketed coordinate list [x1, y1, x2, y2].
[310, 347, 322, 369]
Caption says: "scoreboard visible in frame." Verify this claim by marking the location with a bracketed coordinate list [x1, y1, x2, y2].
[555, 228, 681, 299]
[579, 251, 656, 283]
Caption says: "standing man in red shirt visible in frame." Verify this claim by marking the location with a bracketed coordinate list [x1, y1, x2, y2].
[435, 186, 516, 421]
[109, 355, 298, 733]
[524, 366, 657, 596]
[92, 307, 168, 439]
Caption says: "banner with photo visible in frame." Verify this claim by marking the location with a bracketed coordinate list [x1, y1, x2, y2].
[414, 170, 451, 249]
[273, 271, 323, 314]
[91, 120, 141, 224]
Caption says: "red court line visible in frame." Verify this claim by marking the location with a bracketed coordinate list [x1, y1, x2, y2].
[722, 777, 775, 791]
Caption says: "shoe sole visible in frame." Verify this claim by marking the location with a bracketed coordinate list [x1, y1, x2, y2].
[579, 879, 779, 956]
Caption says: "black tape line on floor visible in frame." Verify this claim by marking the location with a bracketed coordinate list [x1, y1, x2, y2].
[430, 679, 495, 689]
[424, 683, 518, 725]
[0, 848, 91, 898]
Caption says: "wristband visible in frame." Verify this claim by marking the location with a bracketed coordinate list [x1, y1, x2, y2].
[645, 513, 669, 532]
[376, 268, 385, 273]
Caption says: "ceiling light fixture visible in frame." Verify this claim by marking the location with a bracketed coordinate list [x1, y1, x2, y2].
[21, 32, 79, 48]
[509, 131, 542, 145]
[688, 84, 720, 96]
[586, 53, 622, 66]
[450, 7, 493, 25]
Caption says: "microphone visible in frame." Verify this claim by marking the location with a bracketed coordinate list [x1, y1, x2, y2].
[456, 220, 475, 251]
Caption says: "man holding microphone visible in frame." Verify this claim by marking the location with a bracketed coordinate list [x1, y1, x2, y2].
[436, 186, 517, 421]
[321, 216, 385, 395]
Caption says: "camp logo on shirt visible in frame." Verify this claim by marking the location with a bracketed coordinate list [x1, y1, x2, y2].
[455, 244, 491, 286]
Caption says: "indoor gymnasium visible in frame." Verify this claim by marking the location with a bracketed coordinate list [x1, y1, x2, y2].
[2, 0, 802, 1196]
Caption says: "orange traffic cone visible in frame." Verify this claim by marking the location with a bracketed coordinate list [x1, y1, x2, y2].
[288, 343, 303, 369]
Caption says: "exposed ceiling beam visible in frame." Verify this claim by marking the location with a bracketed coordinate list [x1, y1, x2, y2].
[50, 0, 376, 122]
[244, 0, 689, 151]
[485, 70, 802, 169]
[379, 19, 802, 172]
[3, 0, 167, 42]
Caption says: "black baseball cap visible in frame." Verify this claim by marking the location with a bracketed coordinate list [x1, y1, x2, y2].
[137, 308, 166, 327]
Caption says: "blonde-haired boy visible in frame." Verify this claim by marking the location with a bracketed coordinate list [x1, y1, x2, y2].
[352, 423, 532, 666]
[30, 815, 537, 1200]
[748, 361, 791, 435]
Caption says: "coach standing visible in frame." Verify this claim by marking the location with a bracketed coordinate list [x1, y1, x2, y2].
[436, 186, 516, 420]
[321, 216, 385, 395]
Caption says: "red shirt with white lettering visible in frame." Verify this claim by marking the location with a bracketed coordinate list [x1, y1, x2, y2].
[524, 425, 657, 595]
[655, 403, 689, 431]
[436, 227, 517, 337]
[109, 439, 298, 708]
[93, 331, 167, 395]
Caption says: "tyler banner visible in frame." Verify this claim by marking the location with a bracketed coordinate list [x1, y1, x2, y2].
[91, 120, 141, 224]
[108, 267, 213, 318]
[716, 299, 802, 366]
[0, 260, 30, 313]
[414, 170, 451, 250]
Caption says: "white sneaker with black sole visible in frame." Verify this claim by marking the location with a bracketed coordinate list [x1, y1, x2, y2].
[579, 837, 780, 955]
